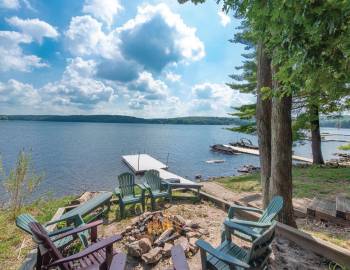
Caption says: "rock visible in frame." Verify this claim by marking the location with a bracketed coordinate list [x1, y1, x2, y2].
[139, 238, 152, 254]
[127, 241, 142, 257]
[189, 238, 199, 253]
[128, 236, 136, 242]
[174, 236, 190, 253]
[198, 228, 209, 236]
[173, 215, 186, 225]
[186, 231, 201, 239]
[162, 243, 173, 258]
[125, 226, 133, 233]
[186, 220, 200, 229]
[142, 247, 162, 264]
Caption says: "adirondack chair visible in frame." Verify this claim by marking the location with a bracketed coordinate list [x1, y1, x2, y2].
[223, 196, 283, 242]
[16, 213, 77, 249]
[144, 169, 172, 210]
[115, 172, 146, 219]
[17, 192, 113, 249]
[29, 220, 127, 270]
[171, 244, 190, 270]
[197, 222, 276, 270]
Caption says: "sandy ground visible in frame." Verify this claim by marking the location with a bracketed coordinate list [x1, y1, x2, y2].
[100, 201, 328, 269]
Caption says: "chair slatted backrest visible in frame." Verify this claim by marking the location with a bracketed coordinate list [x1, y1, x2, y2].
[258, 196, 283, 224]
[118, 172, 135, 197]
[247, 222, 276, 266]
[29, 222, 68, 270]
[144, 170, 161, 191]
[16, 214, 39, 235]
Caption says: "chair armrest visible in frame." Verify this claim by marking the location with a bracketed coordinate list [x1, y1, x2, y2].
[114, 187, 121, 195]
[226, 218, 271, 229]
[136, 183, 146, 190]
[53, 220, 103, 241]
[228, 204, 263, 218]
[224, 220, 261, 239]
[45, 213, 80, 226]
[47, 225, 75, 237]
[110, 253, 127, 270]
[196, 240, 250, 269]
[48, 235, 123, 267]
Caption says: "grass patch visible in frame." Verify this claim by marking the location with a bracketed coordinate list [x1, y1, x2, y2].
[0, 196, 74, 270]
[215, 166, 350, 199]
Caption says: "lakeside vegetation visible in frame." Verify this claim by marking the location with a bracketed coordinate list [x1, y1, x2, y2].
[1, 114, 349, 128]
[215, 166, 350, 199]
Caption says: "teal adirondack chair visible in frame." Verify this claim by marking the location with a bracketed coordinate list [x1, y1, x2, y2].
[115, 172, 146, 219]
[223, 196, 283, 242]
[143, 169, 172, 210]
[16, 214, 78, 249]
[197, 221, 276, 270]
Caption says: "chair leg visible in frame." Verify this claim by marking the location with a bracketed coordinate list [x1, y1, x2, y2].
[151, 197, 156, 211]
[141, 199, 145, 212]
[118, 203, 125, 219]
[199, 248, 208, 270]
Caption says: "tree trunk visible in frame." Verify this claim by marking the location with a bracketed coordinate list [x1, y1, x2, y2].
[270, 67, 297, 227]
[256, 43, 272, 208]
[310, 104, 324, 164]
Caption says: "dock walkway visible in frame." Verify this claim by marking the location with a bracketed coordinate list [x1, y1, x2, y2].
[223, 144, 313, 163]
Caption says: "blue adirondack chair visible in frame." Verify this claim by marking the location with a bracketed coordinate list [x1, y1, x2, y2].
[223, 196, 283, 242]
[115, 172, 146, 219]
[143, 169, 172, 210]
[197, 221, 277, 270]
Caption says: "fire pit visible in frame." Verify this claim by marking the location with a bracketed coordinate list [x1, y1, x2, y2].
[121, 211, 208, 265]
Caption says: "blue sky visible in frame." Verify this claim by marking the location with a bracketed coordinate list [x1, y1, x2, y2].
[0, 0, 254, 117]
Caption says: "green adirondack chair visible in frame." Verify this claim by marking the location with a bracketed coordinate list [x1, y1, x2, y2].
[144, 169, 172, 210]
[17, 191, 113, 248]
[16, 213, 77, 249]
[115, 172, 146, 219]
[197, 221, 276, 270]
[223, 196, 283, 242]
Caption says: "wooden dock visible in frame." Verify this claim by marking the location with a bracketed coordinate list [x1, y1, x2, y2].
[121, 154, 202, 188]
[122, 154, 168, 174]
[223, 144, 313, 163]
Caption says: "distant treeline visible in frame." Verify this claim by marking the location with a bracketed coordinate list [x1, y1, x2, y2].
[320, 116, 350, 129]
[0, 115, 250, 126]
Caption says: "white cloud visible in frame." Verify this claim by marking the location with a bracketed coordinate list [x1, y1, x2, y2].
[0, 31, 47, 71]
[0, 79, 41, 106]
[217, 10, 231, 27]
[6, 16, 59, 43]
[0, 0, 20, 9]
[119, 3, 205, 68]
[82, 0, 123, 27]
[191, 83, 254, 115]
[42, 57, 114, 108]
[165, 72, 181, 82]
[65, 15, 119, 58]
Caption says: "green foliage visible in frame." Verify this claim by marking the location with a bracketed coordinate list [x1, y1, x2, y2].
[1, 150, 44, 218]
[338, 144, 350, 151]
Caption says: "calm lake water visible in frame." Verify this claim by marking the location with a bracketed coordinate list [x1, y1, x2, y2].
[0, 121, 349, 201]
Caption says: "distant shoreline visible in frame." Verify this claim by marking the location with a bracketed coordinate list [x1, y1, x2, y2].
[0, 115, 248, 126]
[0, 115, 349, 128]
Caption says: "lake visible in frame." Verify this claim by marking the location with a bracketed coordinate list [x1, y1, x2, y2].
[0, 121, 349, 201]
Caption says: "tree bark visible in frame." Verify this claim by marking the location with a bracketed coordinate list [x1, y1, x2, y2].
[310, 104, 324, 164]
[256, 43, 272, 208]
[270, 67, 297, 227]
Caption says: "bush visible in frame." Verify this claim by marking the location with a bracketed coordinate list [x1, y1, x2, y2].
[1, 150, 44, 218]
